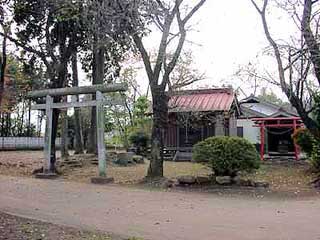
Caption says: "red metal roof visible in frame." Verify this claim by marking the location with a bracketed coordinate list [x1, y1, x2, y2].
[168, 88, 235, 112]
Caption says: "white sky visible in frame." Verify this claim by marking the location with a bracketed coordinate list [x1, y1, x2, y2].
[129, 0, 298, 99]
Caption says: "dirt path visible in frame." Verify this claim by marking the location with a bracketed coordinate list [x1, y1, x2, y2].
[0, 175, 320, 240]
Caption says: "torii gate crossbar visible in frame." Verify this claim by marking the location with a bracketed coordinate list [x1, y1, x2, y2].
[28, 84, 127, 180]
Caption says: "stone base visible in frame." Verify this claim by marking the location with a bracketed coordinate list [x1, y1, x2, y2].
[215, 176, 232, 185]
[35, 173, 59, 179]
[91, 177, 114, 184]
[177, 175, 196, 185]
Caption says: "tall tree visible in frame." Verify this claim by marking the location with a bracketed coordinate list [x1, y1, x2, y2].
[251, 0, 319, 133]
[3, 0, 86, 172]
[0, 0, 12, 115]
[83, 0, 136, 153]
[71, 52, 84, 154]
[131, 0, 207, 178]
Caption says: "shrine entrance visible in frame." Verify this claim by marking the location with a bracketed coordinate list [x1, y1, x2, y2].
[28, 83, 126, 182]
[253, 117, 304, 161]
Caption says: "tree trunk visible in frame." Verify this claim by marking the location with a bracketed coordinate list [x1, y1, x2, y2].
[0, 30, 7, 109]
[27, 99, 32, 137]
[74, 108, 84, 154]
[0, 113, 4, 136]
[38, 111, 44, 137]
[5, 112, 10, 136]
[88, 107, 97, 154]
[147, 89, 169, 178]
[19, 100, 25, 136]
[50, 108, 59, 172]
[48, 52, 69, 172]
[302, 0, 320, 86]
[61, 109, 69, 160]
[87, 42, 105, 154]
[71, 52, 84, 154]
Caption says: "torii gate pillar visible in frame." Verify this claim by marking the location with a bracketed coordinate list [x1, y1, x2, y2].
[29, 83, 126, 183]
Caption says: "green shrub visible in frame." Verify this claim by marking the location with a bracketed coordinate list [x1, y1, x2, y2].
[129, 130, 150, 155]
[310, 141, 320, 171]
[292, 128, 320, 171]
[292, 128, 315, 157]
[193, 136, 260, 176]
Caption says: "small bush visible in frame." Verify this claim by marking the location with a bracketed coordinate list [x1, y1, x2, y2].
[310, 141, 320, 171]
[129, 130, 150, 155]
[193, 136, 260, 176]
[292, 128, 315, 157]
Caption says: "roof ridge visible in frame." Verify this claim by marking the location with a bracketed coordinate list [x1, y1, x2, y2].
[168, 88, 236, 112]
[170, 88, 233, 96]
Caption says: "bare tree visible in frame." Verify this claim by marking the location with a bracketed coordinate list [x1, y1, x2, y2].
[251, 0, 319, 132]
[132, 0, 207, 178]
[168, 50, 205, 91]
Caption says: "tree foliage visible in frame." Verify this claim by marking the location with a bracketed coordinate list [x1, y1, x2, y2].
[257, 87, 285, 106]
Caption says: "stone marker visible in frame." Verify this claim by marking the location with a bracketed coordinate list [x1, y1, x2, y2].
[133, 155, 144, 164]
[114, 152, 136, 166]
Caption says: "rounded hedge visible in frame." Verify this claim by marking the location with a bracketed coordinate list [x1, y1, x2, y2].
[193, 136, 260, 176]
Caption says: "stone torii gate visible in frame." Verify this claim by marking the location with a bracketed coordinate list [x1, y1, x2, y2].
[28, 83, 127, 183]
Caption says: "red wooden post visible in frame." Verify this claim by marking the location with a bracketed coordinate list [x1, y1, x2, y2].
[260, 122, 265, 161]
[293, 119, 299, 161]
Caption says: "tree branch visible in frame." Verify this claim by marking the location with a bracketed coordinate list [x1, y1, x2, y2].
[162, 7, 186, 88]
[153, 1, 181, 83]
[251, 0, 317, 130]
[182, 0, 207, 25]
[132, 34, 154, 82]
[301, 0, 320, 85]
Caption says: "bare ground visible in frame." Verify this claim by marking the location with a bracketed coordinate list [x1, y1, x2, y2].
[0, 211, 124, 240]
[1, 151, 320, 239]
[0, 150, 319, 198]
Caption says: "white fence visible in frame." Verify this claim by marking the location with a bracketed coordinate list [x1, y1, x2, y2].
[0, 137, 61, 150]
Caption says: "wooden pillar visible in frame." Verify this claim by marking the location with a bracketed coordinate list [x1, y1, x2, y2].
[265, 126, 268, 154]
[260, 122, 265, 161]
[215, 115, 224, 136]
[96, 91, 106, 177]
[185, 116, 189, 143]
[44, 95, 53, 172]
[201, 125, 204, 141]
[176, 124, 180, 150]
